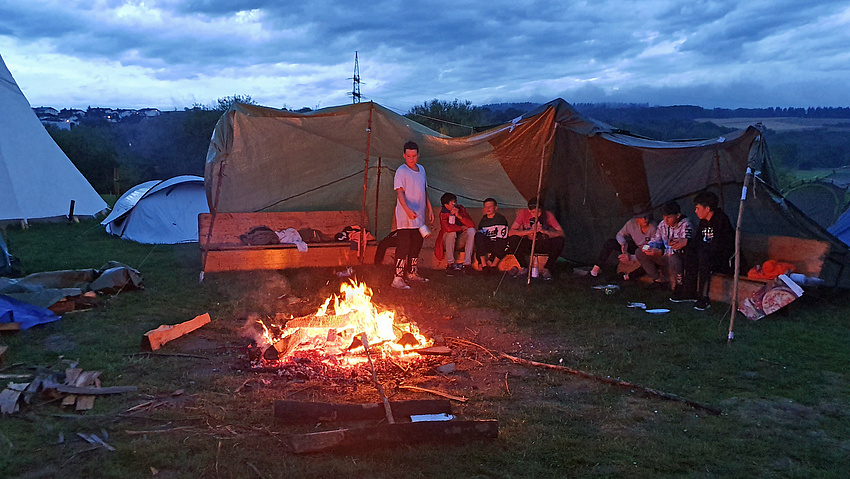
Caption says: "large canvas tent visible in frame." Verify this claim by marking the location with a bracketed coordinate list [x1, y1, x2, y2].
[102, 176, 209, 244]
[0, 53, 106, 221]
[205, 99, 850, 287]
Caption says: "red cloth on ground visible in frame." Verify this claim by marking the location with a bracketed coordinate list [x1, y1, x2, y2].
[747, 260, 795, 280]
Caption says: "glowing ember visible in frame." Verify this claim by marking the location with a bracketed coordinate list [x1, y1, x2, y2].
[256, 280, 432, 366]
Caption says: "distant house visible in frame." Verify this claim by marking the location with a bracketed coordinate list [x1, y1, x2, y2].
[32, 106, 59, 117]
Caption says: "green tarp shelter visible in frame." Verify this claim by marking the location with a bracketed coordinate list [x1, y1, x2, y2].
[205, 99, 850, 287]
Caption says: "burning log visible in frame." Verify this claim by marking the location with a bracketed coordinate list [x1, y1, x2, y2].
[284, 420, 499, 453]
[273, 399, 452, 423]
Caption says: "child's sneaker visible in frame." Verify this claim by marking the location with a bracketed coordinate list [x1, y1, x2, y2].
[694, 297, 711, 311]
[391, 276, 410, 290]
[445, 265, 456, 276]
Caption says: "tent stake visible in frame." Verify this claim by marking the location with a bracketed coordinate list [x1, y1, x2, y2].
[728, 167, 752, 343]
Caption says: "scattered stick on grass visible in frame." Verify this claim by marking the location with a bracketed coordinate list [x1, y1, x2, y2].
[125, 352, 211, 360]
[398, 385, 468, 403]
[140, 313, 211, 351]
[450, 337, 721, 416]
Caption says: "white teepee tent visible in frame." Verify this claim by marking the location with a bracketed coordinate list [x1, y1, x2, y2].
[0, 53, 106, 221]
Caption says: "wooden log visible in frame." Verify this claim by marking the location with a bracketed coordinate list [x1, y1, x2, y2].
[0, 345, 6, 364]
[62, 395, 78, 407]
[54, 385, 138, 395]
[273, 399, 452, 423]
[285, 420, 499, 453]
[414, 346, 452, 356]
[141, 313, 211, 351]
[0, 322, 21, 332]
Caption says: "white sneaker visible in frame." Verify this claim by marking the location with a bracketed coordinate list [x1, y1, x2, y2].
[391, 276, 410, 290]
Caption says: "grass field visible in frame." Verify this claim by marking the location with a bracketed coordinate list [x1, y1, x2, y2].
[1, 220, 848, 478]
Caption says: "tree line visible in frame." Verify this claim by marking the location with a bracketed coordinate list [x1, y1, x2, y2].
[45, 97, 850, 195]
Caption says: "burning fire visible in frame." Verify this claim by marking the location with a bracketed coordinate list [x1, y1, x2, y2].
[257, 280, 432, 365]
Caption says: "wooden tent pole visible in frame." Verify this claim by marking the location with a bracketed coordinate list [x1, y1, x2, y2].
[360, 102, 374, 264]
[200, 158, 226, 282]
[728, 167, 753, 343]
[374, 156, 382, 236]
[527, 122, 557, 285]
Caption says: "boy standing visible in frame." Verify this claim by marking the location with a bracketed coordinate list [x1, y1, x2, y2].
[392, 141, 435, 289]
[475, 197, 510, 275]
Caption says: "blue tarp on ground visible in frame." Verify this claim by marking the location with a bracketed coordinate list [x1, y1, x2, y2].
[0, 294, 60, 329]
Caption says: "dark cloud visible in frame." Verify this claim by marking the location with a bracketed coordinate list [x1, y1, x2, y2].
[1, 0, 848, 109]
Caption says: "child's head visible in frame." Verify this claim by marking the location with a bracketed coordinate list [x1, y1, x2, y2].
[483, 197, 498, 216]
[441, 192, 457, 209]
[661, 201, 681, 227]
[693, 190, 719, 220]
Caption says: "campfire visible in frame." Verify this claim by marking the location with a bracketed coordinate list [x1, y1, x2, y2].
[253, 280, 433, 371]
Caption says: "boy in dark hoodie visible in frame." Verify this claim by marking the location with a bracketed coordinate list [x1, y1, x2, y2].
[673, 190, 735, 310]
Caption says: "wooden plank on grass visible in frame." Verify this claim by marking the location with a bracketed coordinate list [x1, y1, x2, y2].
[273, 399, 452, 423]
[0, 345, 7, 364]
[0, 322, 21, 332]
[62, 394, 78, 407]
[285, 420, 499, 453]
[55, 385, 137, 395]
[141, 313, 211, 351]
[75, 395, 96, 411]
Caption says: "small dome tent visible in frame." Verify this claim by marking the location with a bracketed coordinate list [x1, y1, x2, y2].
[102, 176, 209, 244]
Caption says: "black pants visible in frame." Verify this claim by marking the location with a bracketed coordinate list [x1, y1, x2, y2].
[507, 235, 565, 269]
[394, 229, 424, 276]
[474, 233, 509, 263]
[681, 246, 732, 297]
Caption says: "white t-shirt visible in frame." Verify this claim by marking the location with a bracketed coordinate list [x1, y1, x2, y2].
[394, 163, 428, 229]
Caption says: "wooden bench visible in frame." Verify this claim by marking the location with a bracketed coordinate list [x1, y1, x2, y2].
[199, 212, 376, 273]
[709, 234, 830, 303]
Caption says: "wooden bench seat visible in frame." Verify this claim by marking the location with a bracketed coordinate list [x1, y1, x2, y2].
[199, 211, 375, 273]
[709, 234, 829, 304]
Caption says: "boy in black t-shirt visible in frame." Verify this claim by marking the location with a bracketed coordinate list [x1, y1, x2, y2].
[474, 198, 510, 275]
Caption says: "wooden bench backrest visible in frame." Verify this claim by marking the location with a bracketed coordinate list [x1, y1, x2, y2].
[198, 211, 364, 247]
[741, 233, 830, 276]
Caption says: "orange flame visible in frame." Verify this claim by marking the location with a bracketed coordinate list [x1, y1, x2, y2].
[257, 280, 431, 365]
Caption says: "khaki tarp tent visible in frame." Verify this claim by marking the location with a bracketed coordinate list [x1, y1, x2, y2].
[205, 99, 850, 287]
[0, 53, 106, 222]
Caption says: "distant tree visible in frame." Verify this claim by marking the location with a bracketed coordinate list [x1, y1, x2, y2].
[215, 94, 257, 111]
[406, 99, 489, 137]
[46, 124, 118, 193]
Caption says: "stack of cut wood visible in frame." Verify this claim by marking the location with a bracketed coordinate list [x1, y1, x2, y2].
[1, 363, 137, 415]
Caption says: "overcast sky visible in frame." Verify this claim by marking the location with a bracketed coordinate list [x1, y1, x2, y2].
[1, 0, 849, 112]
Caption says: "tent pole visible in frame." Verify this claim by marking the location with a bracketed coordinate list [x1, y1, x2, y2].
[527, 122, 557, 285]
[200, 158, 227, 282]
[374, 156, 382, 237]
[360, 102, 374, 264]
[728, 167, 752, 343]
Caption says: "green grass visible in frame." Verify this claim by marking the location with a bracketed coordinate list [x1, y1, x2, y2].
[1, 219, 848, 478]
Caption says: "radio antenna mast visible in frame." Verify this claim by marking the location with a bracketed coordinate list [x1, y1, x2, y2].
[349, 51, 362, 103]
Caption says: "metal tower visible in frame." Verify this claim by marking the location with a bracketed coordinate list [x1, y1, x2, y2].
[349, 51, 362, 103]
